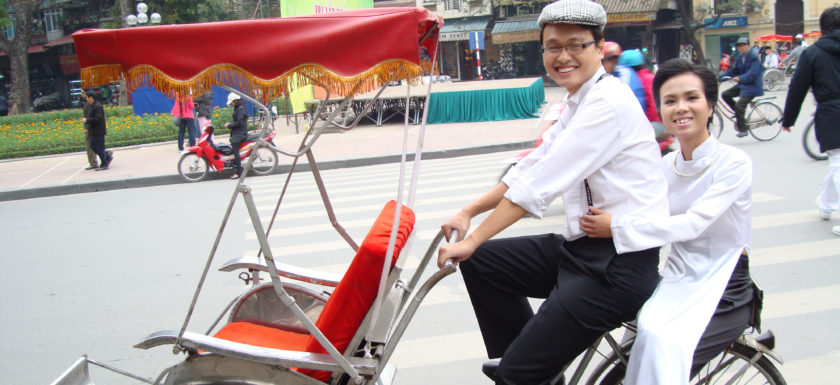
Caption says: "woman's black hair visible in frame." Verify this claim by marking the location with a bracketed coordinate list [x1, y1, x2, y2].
[652, 58, 719, 127]
[539, 24, 603, 46]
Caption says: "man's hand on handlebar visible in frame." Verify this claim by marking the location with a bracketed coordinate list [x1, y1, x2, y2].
[437, 236, 477, 269]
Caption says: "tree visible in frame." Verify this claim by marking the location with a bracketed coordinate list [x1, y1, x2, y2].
[675, 0, 758, 68]
[0, 0, 38, 114]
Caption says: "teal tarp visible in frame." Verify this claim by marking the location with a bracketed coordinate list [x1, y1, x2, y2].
[427, 78, 545, 124]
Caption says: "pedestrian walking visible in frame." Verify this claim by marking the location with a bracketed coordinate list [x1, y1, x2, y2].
[436, 1, 669, 384]
[782, 6, 840, 236]
[82, 90, 113, 170]
[172, 92, 197, 152]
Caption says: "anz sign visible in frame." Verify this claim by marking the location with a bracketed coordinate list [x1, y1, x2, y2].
[704, 16, 748, 29]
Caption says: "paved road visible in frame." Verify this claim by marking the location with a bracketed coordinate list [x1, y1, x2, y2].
[3, 117, 839, 384]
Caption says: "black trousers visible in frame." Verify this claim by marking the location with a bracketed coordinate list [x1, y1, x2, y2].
[461, 234, 660, 385]
[721, 86, 754, 132]
[91, 135, 107, 166]
[690, 254, 754, 377]
[231, 139, 244, 175]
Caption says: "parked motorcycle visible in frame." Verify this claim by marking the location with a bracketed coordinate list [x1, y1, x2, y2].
[177, 124, 278, 182]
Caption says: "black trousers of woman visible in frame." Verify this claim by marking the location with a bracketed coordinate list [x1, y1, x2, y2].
[231, 139, 244, 176]
[460, 234, 660, 385]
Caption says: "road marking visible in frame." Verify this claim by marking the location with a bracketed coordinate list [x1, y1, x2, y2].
[782, 350, 840, 384]
[752, 192, 784, 203]
[762, 284, 840, 319]
[61, 166, 86, 184]
[253, 181, 491, 208]
[391, 331, 485, 369]
[752, 210, 825, 229]
[19, 157, 72, 188]
[751, 238, 840, 266]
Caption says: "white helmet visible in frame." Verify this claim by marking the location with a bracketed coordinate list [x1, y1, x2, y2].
[226, 92, 241, 106]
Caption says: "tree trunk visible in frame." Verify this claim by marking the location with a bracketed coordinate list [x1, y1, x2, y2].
[677, 0, 707, 67]
[1, 0, 38, 115]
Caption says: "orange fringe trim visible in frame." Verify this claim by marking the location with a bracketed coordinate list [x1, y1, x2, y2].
[80, 59, 429, 101]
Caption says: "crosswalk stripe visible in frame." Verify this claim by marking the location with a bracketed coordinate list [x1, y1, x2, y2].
[752, 210, 824, 229]
[762, 284, 840, 319]
[752, 192, 784, 203]
[391, 331, 485, 369]
[782, 350, 840, 385]
[751, 238, 840, 266]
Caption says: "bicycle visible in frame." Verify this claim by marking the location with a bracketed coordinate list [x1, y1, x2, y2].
[710, 78, 783, 141]
[762, 67, 785, 91]
[577, 324, 787, 385]
[802, 118, 828, 160]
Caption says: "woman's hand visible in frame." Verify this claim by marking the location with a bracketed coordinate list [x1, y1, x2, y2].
[437, 237, 478, 268]
[579, 206, 613, 238]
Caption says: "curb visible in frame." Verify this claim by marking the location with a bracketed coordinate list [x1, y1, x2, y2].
[0, 141, 532, 202]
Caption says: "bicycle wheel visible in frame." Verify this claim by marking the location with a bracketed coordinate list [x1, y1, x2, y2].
[762, 69, 784, 91]
[178, 153, 209, 182]
[802, 120, 827, 161]
[747, 102, 783, 141]
[709, 110, 724, 138]
[594, 343, 786, 385]
[249, 146, 278, 176]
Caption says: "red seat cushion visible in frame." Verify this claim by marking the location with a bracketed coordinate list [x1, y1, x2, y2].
[215, 201, 415, 382]
[299, 200, 414, 381]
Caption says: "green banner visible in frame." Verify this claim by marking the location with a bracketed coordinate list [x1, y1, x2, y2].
[282, 0, 373, 113]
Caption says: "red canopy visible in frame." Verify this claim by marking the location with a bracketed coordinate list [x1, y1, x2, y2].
[72, 7, 442, 100]
[755, 34, 793, 42]
[803, 31, 822, 39]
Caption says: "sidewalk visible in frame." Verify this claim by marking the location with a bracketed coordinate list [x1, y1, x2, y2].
[0, 86, 566, 202]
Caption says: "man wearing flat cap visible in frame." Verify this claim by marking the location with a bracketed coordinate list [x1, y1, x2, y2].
[720, 36, 764, 137]
[437, 0, 668, 383]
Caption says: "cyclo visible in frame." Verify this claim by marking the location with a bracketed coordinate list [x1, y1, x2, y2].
[53, 7, 785, 385]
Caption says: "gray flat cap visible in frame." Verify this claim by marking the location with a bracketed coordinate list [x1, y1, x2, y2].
[736, 36, 750, 45]
[538, 0, 607, 31]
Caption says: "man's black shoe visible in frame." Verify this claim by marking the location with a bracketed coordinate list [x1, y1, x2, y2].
[736, 130, 749, 138]
[481, 361, 565, 385]
[85, 165, 98, 170]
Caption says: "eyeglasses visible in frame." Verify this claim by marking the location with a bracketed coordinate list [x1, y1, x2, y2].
[540, 40, 597, 56]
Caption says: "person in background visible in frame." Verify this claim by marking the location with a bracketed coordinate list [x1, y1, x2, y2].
[719, 53, 730, 71]
[763, 46, 780, 68]
[194, 90, 214, 134]
[436, 1, 668, 384]
[225, 93, 249, 179]
[620, 49, 662, 127]
[782, 6, 840, 236]
[82, 90, 113, 170]
[781, 34, 807, 68]
[0, 92, 8, 116]
[172, 92, 196, 152]
[720, 36, 764, 138]
[602, 41, 646, 111]
[79, 96, 99, 170]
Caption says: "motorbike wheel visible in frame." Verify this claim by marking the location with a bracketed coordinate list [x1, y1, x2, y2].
[178, 153, 210, 182]
[250, 146, 278, 176]
[709, 110, 724, 139]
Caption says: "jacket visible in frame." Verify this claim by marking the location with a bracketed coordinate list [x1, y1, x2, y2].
[782, 31, 840, 152]
[228, 103, 249, 142]
[171, 95, 195, 119]
[613, 64, 647, 111]
[721, 49, 764, 97]
[194, 91, 213, 119]
[83, 100, 107, 136]
[637, 68, 660, 122]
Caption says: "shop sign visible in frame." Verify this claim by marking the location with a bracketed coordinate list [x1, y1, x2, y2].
[606, 12, 656, 26]
[492, 30, 540, 44]
[703, 16, 748, 29]
[58, 54, 81, 74]
[441, 31, 469, 41]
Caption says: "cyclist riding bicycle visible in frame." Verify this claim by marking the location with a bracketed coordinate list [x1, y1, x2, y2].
[720, 36, 764, 138]
[581, 58, 758, 384]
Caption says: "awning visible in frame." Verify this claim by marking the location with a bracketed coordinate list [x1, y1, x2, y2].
[0, 45, 45, 56]
[439, 16, 489, 41]
[597, 0, 659, 26]
[491, 19, 539, 44]
[755, 34, 792, 42]
[44, 34, 74, 47]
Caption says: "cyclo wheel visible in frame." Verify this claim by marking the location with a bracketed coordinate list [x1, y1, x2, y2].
[592, 342, 786, 385]
[802, 120, 828, 161]
[178, 153, 209, 182]
[747, 102, 783, 141]
[249, 145, 278, 176]
[763, 69, 784, 91]
[709, 110, 724, 139]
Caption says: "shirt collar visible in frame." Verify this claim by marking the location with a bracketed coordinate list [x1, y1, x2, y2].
[566, 67, 607, 107]
[675, 135, 719, 174]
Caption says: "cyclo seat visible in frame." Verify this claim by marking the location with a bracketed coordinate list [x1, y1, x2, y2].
[211, 200, 415, 382]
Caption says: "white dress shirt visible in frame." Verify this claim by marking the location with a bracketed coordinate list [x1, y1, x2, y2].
[616, 137, 753, 385]
[502, 67, 669, 251]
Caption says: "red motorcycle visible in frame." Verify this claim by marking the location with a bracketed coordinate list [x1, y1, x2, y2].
[177, 125, 278, 182]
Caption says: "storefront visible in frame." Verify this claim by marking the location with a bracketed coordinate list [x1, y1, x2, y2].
[438, 16, 490, 81]
[701, 16, 750, 70]
[490, 18, 542, 78]
[603, 11, 657, 53]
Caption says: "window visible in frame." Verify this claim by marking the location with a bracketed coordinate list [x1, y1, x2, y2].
[445, 0, 461, 11]
[44, 9, 62, 33]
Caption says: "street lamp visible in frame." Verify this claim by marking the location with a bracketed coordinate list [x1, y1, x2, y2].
[126, 2, 161, 27]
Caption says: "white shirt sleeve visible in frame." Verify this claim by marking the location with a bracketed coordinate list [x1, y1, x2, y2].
[504, 96, 625, 216]
[610, 155, 752, 253]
